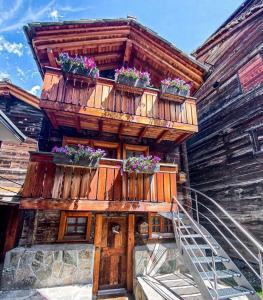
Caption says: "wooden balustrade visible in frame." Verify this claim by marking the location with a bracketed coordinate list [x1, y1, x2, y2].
[40, 68, 198, 142]
[21, 152, 178, 212]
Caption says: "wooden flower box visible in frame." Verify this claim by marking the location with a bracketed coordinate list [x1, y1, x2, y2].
[63, 72, 97, 88]
[115, 75, 147, 95]
[122, 160, 160, 174]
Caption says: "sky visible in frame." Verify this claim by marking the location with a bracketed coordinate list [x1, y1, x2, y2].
[0, 0, 244, 96]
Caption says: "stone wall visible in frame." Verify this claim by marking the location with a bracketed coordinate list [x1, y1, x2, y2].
[1, 243, 94, 290]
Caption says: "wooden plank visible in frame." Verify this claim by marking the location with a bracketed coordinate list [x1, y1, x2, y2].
[157, 173, 164, 202]
[80, 169, 92, 198]
[143, 174, 151, 202]
[51, 166, 64, 199]
[42, 163, 56, 198]
[70, 167, 82, 199]
[62, 167, 73, 199]
[88, 169, 99, 200]
[93, 214, 103, 294]
[113, 168, 122, 201]
[94, 84, 103, 109]
[140, 93, 147, 117]
[57, 211, 67, 241]
[20, 199, 177, 212]
[137, 173, 144, 201]
[105, 168, 114, 201]
[97, 168, 107, 200]
[163, 173, 171, 203]
[127, 214, 135, 292]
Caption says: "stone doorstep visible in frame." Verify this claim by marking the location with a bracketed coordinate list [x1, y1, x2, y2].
[0, 284, 93, 300]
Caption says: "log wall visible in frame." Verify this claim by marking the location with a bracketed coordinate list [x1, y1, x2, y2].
[188, 6, 263, 255]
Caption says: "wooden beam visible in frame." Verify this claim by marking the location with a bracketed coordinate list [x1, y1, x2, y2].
[174, 133, 191, 144]
[118, 123, 125, 139]
[75, 116, 81, 132]
[19, 199, 177, 212]
[93, 214, 103, 295]
[48, 111, 59, 129]
[138, 126, 148, 142]
[156, 130, 170, 143]
[98, 119, 103, 133]
[123, 40, 132, 65]
[47, 48, 57, 67]
[127, 214, 135, 292]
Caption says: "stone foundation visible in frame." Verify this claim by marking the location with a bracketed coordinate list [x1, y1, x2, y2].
[1, 243, 95, 291]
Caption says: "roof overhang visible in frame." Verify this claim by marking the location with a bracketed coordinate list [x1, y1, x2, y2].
[24, 18, 207, 91]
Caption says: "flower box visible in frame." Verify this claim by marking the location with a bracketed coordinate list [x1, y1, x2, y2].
[122, 155, 161, 174]
[53, 153, 100, 168]
[159, 78, 191, 103]
[57, 53, 99, 87]
[52, 145, 105, 168]
[115, 67, 150, 95]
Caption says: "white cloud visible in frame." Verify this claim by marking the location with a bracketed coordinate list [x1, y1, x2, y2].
[28, 85, 41, 96]
[0, 36, 23, 56]
[16, 67, 25, 81]
[0, 0, 23, 25]
[0, 71, 10, 80]
[49, 9, 61, 21]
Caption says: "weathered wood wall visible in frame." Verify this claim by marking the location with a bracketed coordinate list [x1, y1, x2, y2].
[188, 4, 263, 256]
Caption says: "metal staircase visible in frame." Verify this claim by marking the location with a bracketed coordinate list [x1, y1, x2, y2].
[160, 186, 263, 300]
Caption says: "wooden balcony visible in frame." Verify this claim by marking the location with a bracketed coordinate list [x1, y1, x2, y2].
[40, 67, 198, 143]
[20, 152, 178, 212]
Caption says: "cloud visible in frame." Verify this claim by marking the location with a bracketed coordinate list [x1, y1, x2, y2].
[28, 85, 41, 96]
[0, 0, 55, 33]
[16, 67, 25, 81]
[0, 0, 23, 25]
[0, 71, 10, 80]
[0, 36, 23, 56]
[49, 9, 63, 21]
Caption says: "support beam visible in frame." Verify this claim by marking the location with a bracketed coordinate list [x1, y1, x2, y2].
[118, 123, 125, 139]
[48, 112, 59, 129]
[156, 130, 170, 143]
[47, 48, 57, 67]
[123, 40, 132, 65]
[127, 214, 135, 292]
[75, 116, 81, 132]
[174, 133, 191, 144]
[93, 214, 103, 295]
[138, 126, 148, 142]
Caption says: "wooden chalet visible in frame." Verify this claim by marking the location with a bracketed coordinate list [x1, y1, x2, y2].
[0, 80, 43, 260]
[0, 18, 206, 298]
[188, 0, 263, 252]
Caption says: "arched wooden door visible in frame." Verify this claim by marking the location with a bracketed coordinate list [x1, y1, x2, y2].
[98, 217, 127, 290]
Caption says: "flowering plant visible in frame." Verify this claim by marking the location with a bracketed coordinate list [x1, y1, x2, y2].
[123, 155, 161, 174]
[161, 78, 191, 92]
[57, 52, 99, 79]
[115, 67, 151, 86]
[52, 144, 105, 164]
[115, 67, 140, 80]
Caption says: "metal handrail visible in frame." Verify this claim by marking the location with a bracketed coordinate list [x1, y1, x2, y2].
[186, 186, 263, 253]
[173, 196, 219, 255]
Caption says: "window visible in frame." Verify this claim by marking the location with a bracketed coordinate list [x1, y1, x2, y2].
[58, 211, 92, 241]
[123, 144, 149, 159]
[148, 213, 173, 239]
[246, 126, 263, 155]
[62, 137, 120, 159]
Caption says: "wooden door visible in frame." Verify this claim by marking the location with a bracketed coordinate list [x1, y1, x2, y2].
[99, 217, 127, 290]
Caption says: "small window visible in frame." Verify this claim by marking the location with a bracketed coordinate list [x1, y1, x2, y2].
[123, 144, 149, 159]
[247, 129, 263, 155]
[58, 212, 92, 241]
[148, 213, 173, 239]
[92, 140, 121, 159]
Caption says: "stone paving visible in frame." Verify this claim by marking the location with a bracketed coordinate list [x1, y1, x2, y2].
[0, 284, 92, 300]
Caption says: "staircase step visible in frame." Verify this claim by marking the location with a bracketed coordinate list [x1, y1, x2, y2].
[200, 269, 240, 280]
[210, 286, 253, 299]
[178, 225, 192, 230]
[181, 234, 210, 239]
[192, 256, 229, 264]
[184, 244, 219, 250]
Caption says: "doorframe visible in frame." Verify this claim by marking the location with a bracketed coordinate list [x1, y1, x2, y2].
[93, 213, 135, 295]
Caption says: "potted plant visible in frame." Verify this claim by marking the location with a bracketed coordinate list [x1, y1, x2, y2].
[52, 144, 105, 168]
[123, 155, 161, 174]
[115, 67, 139, 86]
[161, 78, 191, 97]
[136, 71, 151, 88]
[57, 52, 99, 79]
[115, 67, 151, 88]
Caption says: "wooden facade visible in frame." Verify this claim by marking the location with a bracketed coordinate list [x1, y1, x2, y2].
[188, 0, 263, 251]
[8, 18, 206, 296]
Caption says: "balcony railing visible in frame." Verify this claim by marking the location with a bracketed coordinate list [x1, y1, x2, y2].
[40, 68, 198, 143]
[20, 152, 178, 212]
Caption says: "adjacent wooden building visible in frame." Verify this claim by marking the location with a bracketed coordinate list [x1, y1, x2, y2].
[1, 18, 206, 296]
[0, 80, 43, 260]
[188, 0, 263, 248]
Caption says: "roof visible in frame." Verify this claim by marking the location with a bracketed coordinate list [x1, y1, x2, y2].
[24, 18, 207, 90]
[192, 0, 263, 57]
[0, 110, 26, 143]
[0, 80, 40, 109]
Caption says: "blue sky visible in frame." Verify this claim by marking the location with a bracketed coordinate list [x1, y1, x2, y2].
[0, 0, 243, 96]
